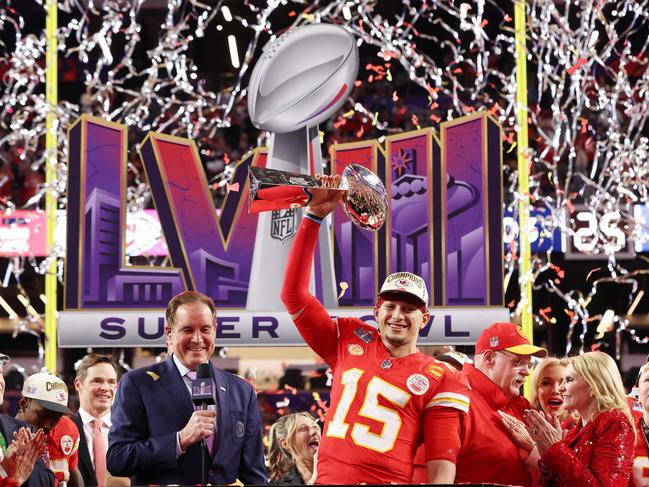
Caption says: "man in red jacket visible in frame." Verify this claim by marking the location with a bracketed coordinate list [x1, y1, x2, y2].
[454, 322, 547, 486]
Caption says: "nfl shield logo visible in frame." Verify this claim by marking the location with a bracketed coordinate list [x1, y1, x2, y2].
[270, 209, 297, 242]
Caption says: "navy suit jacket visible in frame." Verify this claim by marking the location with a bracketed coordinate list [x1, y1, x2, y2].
[0, 414, 55, 487]
[106, 357, 267, 485]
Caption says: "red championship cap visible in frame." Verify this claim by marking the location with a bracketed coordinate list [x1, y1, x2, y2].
[475, 322, 547, 358]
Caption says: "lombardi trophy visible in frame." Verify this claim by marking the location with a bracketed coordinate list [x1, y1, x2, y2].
[245, 24, 360, 310]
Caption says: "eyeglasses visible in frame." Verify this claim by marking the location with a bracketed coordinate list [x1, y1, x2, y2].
[496, 350, 532, 369]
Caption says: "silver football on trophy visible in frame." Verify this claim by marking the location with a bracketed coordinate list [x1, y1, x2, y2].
[339, 164, 388, 231]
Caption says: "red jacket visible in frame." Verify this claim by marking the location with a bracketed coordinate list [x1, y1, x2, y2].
[540, 409, 634, 487]
[454, 364, 534, 486]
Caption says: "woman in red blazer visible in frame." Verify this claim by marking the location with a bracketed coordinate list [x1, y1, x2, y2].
[525, 351, 635, 487]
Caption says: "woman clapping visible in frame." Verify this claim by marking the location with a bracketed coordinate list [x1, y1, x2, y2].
[525, 351, 635, 487]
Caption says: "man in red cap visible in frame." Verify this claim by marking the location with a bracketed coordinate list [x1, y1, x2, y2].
[454, 322, 547, 486]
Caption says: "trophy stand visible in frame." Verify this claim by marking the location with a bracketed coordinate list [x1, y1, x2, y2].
[245, 126, 338, 310]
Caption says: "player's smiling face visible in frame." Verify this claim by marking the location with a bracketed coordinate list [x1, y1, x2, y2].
[375, 297, 429, 352]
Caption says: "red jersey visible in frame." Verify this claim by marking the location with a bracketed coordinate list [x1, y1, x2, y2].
[455, 363, 533, 487]
[629, 396, 649, 487]
[294, 302, 470, 484]
[48, 416, 80, 485]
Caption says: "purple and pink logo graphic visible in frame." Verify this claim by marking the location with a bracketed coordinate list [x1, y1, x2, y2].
[59, 112, 507, 347]
[60, 25, 505, 348]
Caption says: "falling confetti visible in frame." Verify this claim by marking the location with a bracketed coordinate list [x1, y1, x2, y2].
[567, 58, 588, 75]
[337, 281, 349, 300]
[586, 268, 602, 281]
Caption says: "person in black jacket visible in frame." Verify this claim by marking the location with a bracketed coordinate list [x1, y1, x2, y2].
[71, 353, 129, 486]
[268, 412, 321, 485]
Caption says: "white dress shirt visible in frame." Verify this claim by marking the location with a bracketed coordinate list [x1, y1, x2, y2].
[78, 408, 111, 467]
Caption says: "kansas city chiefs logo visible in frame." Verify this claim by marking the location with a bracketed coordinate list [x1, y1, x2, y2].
[60, 435, 74, 455]
[396, 279, 412, 287]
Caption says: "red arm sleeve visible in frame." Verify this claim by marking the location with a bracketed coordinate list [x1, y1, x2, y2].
[70, 444, 79, 471]
[541, 414, 635, 487]
[280, 216, 338, 365]
[280, 216, 320, 314]
[424, 407, 462, 464]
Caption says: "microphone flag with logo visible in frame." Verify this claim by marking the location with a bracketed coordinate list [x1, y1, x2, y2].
[191, 363, 215, 409]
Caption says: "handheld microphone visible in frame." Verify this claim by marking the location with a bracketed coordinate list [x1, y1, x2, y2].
[191, 363, 215, 485]
[191, 363, 216, 410]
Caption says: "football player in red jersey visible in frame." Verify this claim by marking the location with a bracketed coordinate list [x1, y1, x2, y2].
[47, 416, 81, 487]
[16, 372, 83, 487]
[280, 177, 470, 484]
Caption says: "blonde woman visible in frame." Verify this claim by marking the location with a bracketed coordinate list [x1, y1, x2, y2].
[268, 413, 321, 485]
[528, 357, 568, 420]
[525, 351, 635, 486]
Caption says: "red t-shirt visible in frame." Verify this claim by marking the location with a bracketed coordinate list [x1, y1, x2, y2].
[295, 302, 470, 484]
[629, 396, 649, 487]
[454, 364, 533, 487]
[48, 416, 80, 485]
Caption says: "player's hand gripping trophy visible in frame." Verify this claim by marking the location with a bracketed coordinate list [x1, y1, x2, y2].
[248, 164, 388, 231]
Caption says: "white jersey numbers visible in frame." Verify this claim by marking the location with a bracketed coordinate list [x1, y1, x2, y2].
[326, 368, 412, 453]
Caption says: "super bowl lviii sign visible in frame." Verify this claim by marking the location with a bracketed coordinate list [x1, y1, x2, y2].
[59, 24, 508, 347]
[59, 111, 507, 347]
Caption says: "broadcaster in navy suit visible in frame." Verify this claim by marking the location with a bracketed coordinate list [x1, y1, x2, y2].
[107, 291, 267, 485]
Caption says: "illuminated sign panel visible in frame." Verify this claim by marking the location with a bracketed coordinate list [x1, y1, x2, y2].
[58, 113, 509, 346]
[565, 205, 635, 260]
